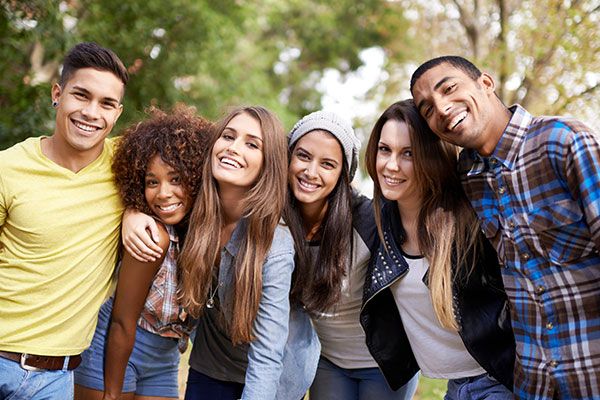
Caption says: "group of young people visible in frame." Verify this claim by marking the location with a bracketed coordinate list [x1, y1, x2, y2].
[0, 42, 598, 400]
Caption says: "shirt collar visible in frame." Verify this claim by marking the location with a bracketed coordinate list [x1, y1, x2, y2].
[224, 218, 248, 257]
[461, 104, 531, 175]
[491, 104, 531, 170]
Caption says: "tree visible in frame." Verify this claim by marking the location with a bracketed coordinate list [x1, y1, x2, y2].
[379, 0, 600, 129]
[0, 0, 404, 149]
[5, 1, 594, 151]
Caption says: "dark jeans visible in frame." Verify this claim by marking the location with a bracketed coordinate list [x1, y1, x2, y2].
[184, 368, 244, 400]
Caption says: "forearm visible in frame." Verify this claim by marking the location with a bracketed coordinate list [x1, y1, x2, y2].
[103, 320, 137, 400]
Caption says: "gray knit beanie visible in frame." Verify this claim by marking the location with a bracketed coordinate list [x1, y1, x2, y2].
[288, 110, 361, 180]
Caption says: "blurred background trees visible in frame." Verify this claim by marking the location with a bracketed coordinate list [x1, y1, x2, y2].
[1, 0, 598, 150]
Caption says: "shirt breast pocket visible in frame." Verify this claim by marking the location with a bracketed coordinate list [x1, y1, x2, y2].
[480, 217, 499, 240]
[527, 199, 591, 262]
[479, 217, 506, 264]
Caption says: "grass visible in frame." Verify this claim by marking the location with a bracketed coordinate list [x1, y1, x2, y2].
[177, 347, 447, 399]
[413, 376, 448, 400]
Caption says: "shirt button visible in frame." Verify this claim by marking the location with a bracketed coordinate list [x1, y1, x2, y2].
[522, 253, 530, 261]
[498, 186, 506, 195]
[536, 285, 545, 294]
[550, 360, 559, 368]
[546, 322, 554, 330]
[507, 219, 515, 229]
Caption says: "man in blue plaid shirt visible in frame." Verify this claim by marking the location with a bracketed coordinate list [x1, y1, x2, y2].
[410, 56, 599, 399]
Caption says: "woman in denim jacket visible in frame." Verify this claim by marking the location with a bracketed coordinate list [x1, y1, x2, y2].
[122, 106, 319, 400]
[360, 100, 516, 399]
[177, 106, 319, 400]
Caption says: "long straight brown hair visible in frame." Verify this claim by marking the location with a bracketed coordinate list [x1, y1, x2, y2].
[284, 149, 353, 314]
[365, 99, 482, 330]
[179, 106, 287, 344]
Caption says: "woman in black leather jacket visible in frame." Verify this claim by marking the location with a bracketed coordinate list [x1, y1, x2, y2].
[360, 99, 515, 399]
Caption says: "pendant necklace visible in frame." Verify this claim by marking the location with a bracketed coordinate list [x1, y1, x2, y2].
[206, 282, 221, 309]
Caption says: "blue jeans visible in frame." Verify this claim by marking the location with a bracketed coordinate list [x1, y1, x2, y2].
[0, 355, 74, 400]
[310, 356, 419, 400]
[445, 373, 514, 400]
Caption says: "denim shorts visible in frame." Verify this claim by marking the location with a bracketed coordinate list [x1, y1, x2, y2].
[74, 298, 180, 398]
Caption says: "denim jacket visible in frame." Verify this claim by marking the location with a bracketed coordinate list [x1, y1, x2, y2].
[218, 219, 320, 400]
[360, 200, 515, 391]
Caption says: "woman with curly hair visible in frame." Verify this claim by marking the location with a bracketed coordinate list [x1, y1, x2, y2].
[74, 105, 212, 400]
[122, 106, 321, 400]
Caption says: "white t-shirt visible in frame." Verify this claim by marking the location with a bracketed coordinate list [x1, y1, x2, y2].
[390, 253, 486, 379]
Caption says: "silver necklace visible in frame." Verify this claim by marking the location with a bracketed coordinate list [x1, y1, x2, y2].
[206, 282, 221, 309]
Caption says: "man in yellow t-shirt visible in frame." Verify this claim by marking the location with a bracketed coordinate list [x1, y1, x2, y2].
[0, 42, 128, 400]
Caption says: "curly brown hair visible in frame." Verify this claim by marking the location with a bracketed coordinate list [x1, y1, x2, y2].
[112, 104, 212, 216]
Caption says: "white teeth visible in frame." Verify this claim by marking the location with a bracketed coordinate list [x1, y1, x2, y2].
[221, 157, 241, 168]
[449, 111, 467, 130]
[298, 178, 318, 190]
[73, 120, 98, 132]
[384, 176, 403, 185]
[158, 203, 181, 212]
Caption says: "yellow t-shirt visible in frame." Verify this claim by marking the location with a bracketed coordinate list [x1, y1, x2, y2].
[0, 137, 123, 356]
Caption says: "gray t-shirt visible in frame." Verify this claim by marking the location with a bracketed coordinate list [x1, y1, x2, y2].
[189, 296, 249, 383]
[311, 228, 378, 369]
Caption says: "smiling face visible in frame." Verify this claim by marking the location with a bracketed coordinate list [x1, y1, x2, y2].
[411, 63, 501, 155]
[144, 155, 192, 226]
[51, 67, 124, 159]
[375, 119, 421, 206]
[288, 130, 344, 212]
[211, 112, 264, 191]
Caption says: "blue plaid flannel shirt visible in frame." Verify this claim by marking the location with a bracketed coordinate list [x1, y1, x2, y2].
[458, 105, 600, 399]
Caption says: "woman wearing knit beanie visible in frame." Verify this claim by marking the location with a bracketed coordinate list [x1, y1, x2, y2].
[283, 110, 419, 400]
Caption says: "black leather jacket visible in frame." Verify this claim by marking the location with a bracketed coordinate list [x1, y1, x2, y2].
[359, 200, 515, 390]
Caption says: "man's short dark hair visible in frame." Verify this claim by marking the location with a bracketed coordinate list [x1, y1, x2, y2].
[60, 42, 129, 88]
[410, 56, 482, 93]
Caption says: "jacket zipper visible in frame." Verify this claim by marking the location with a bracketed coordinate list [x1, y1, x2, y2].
[360, 267, 409, 314]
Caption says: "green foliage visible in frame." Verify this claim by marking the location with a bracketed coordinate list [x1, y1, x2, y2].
[0, 1, 64, 148]
[0, 0, 399, 149]
[4, 0, 594, 151]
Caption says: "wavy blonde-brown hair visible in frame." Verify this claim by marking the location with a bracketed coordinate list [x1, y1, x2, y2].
[365, 99, 482, 330]
[179, 106, 287, 344]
